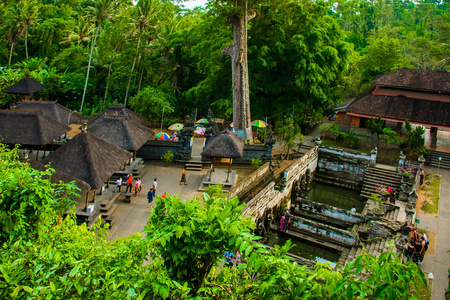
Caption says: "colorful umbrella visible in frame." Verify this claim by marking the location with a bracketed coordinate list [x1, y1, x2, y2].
[196, 118, 208, 124]
[251, 120, 268, 128]
[156, 132, 170, 140]
[168, 123, 184, 131]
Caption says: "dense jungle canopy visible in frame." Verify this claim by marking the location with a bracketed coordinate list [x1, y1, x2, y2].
[0, 0, 448, 129]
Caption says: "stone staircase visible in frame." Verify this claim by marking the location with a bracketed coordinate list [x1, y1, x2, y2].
[429, 150, 450, 170]
[339, 235, 399, 267]
[360, 165, 402, 200]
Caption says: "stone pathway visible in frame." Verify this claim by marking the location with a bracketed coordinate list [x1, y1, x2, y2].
[106, 163, 207, 241]
[417, 167, 450, 300]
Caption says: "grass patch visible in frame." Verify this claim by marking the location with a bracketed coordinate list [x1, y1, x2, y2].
[320, 139, 371, 153]
[421, 174, 440, 215]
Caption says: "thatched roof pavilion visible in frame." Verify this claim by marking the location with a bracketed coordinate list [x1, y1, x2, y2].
[202, 131, 244, 158]
[42, 129, 131, 191]
[3, 77, 45, 95]
[87, 114, 154, 152]
[202, 131, 244, 182]
[28, 159, 91, 206]
[0, 110, 70, 146]
[14, 101, 82, 124]
[90, 105, 147, 125]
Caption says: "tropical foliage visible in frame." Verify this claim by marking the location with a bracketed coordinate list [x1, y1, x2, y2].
[0, 144, 427, 298]
[0, 0, 446, 127]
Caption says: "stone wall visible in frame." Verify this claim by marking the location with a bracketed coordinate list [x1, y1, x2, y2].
[233, 144, 273, 164]
[242, 147, 318, 220]
[228, 162, 271, 200]
[136, 139, 191, 161]
[315, 147, 372, 189]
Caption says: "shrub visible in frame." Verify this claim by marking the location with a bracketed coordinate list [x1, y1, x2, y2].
[161, 150, 174, 164]
[251, 157, 263, 169]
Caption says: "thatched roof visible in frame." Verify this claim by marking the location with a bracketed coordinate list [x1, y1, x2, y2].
[202, 131, 244, 158]
[344, 89, 450, 127]
[0, 110, 70, 146]
[14, 101, 82, 124]
[373, 68, 450, 93]
[28, 160, 91, 198]
[87, 114, 154, 151]
[41, 131, 131, 189]
[3, 77, 45, 94]
[89, 105, 147, 125]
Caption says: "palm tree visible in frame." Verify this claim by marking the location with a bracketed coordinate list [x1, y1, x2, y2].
[123, 0, 161, 107]
[79, 0, 120, 112]
[6, 0, 40, 60]
[60, 18, 95, 45]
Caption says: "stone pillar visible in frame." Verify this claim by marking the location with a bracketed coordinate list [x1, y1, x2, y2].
[430, 127, 438, 149]
[370, 147, 377, 166]
[398, 151, 406, 170]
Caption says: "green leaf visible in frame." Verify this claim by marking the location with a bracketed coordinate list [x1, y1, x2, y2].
[374, 283, 390, 298]
[69, 266, 80, 277]
[50, 281, 56, 292]
[22, 286, 33, 293]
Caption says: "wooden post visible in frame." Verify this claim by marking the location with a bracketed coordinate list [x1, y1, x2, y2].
[123, 162, 127, 170]
[107, 178, 110, 188]
[93, 189, 97, 201]
[51, 140, 54, 152]
[133, 151, 136, 159]
[226, 158, 233, 183]
[85, 192, 90, 210]
[36, 149, 39, 160]
[43, 145, 46, 158]
[208, 163, 213, 181]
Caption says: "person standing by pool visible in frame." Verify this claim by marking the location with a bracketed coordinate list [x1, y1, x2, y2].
[116, 177, 122, 193]
[134, 178, 141, 197]
[280, 213, 286, 231]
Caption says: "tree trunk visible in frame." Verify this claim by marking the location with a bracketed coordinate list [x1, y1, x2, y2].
[221, 1, 255, 142]
[24, 25, 28, 59]
[80, 26, 100, 112]
[8, 43, 14, 68]
[123, 33, 142, 107]
[103, 61, 112, 101]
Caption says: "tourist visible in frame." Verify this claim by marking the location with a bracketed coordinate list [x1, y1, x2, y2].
[413, 238, 423, 264]
[418, 235, 428, 265]
[350, 206, 357, 213]
[125, 173, 133, 193]
[224, 251, 234, 267]
[147, 188, 154, 208]
[116, 177, 122, 193]
[134, 178, 141, 197]
[419, 169, 424, 185]
[284, 210, 291, 232]
[280, 213, 286, 231]
[405, 239, 414, 262]
[161, 192, 167, 203]
[153, 178, 158, 196]
[180, 168, 187, 185]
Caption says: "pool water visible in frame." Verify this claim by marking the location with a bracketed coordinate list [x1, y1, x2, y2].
[305, 181, 364, 213]
[266, 232, 341, 262]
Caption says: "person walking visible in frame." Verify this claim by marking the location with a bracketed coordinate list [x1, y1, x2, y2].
[116, 177, 122, 193]
[180, 168, 187, 185]
[125, 173, 133, 193]
[147, 188, 154, 208]
[419, 169, 425, 186]
[153, 178, 157, 196]
[134, 178, 141, 197]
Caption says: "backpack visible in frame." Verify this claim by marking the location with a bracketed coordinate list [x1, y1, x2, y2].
[424, 240, 429, 252]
